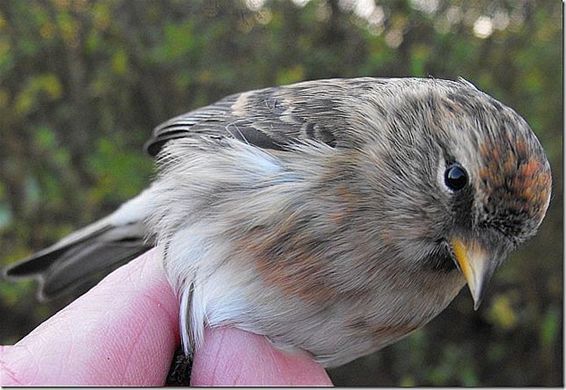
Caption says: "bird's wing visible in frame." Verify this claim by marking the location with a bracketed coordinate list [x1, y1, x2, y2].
[144, 78, 376, 156]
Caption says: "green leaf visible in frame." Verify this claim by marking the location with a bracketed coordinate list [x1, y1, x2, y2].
[540, 306, 559, 348]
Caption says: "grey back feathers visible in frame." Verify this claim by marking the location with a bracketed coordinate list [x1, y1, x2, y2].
[146, 77, 467, 155]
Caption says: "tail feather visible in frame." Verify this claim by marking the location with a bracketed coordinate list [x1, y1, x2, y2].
[40, 239, 150, 299]
[5, 219, 112, 278]
[4, 190, 155, 300]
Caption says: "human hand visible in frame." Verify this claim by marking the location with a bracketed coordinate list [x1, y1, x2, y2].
[0, 249, 332, 386]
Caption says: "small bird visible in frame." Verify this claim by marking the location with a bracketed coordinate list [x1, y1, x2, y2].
[5, 77, 552, 368]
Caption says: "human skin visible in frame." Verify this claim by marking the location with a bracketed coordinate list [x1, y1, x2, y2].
[0, 249, 332, 386]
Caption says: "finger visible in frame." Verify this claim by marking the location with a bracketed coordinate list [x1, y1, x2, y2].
[191, 327, 333, 386]
[1, 249, 179, 386]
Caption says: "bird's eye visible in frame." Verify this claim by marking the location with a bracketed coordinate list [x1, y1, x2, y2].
[444, 164, 468, 191]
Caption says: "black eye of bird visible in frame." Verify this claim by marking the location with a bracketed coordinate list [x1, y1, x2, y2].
[444, 164, 468, 191]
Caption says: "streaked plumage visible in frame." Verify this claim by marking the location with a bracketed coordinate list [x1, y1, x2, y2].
[5, 77, 551, 367]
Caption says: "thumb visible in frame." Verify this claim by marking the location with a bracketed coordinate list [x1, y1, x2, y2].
[190, 327, 333, 386]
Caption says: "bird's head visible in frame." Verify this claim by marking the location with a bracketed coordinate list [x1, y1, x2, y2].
[353, 78, 552, 308]
[437, 79, 552, 308]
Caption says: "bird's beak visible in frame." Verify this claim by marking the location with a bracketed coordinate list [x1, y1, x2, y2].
[450, 237, 498, 310]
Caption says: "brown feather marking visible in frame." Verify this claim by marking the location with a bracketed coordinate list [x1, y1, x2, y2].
[236, 215, 339, 303]
[478, 136, 551, 225]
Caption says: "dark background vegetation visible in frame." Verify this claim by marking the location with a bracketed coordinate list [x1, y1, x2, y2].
[0, 0, 562, 386]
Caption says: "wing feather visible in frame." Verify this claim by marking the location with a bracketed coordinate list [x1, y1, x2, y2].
[143, 79, 366, 156]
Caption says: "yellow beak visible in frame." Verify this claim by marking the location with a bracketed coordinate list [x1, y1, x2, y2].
[451, 238, 496, 310]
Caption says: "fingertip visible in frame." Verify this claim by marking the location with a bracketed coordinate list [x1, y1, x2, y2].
[6, 249, 179, 385]
[191, 327, 333, 386]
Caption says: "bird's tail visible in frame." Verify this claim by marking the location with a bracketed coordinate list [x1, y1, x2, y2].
[3, 189, 155, 300]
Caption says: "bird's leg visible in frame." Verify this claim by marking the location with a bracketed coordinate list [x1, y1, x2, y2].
[166, 344, 193, 386]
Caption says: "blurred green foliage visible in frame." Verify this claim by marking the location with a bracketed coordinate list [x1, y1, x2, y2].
[0, 0, 562, 386]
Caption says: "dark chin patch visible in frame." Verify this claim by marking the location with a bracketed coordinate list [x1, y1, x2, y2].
[423, 246, 457, 273]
